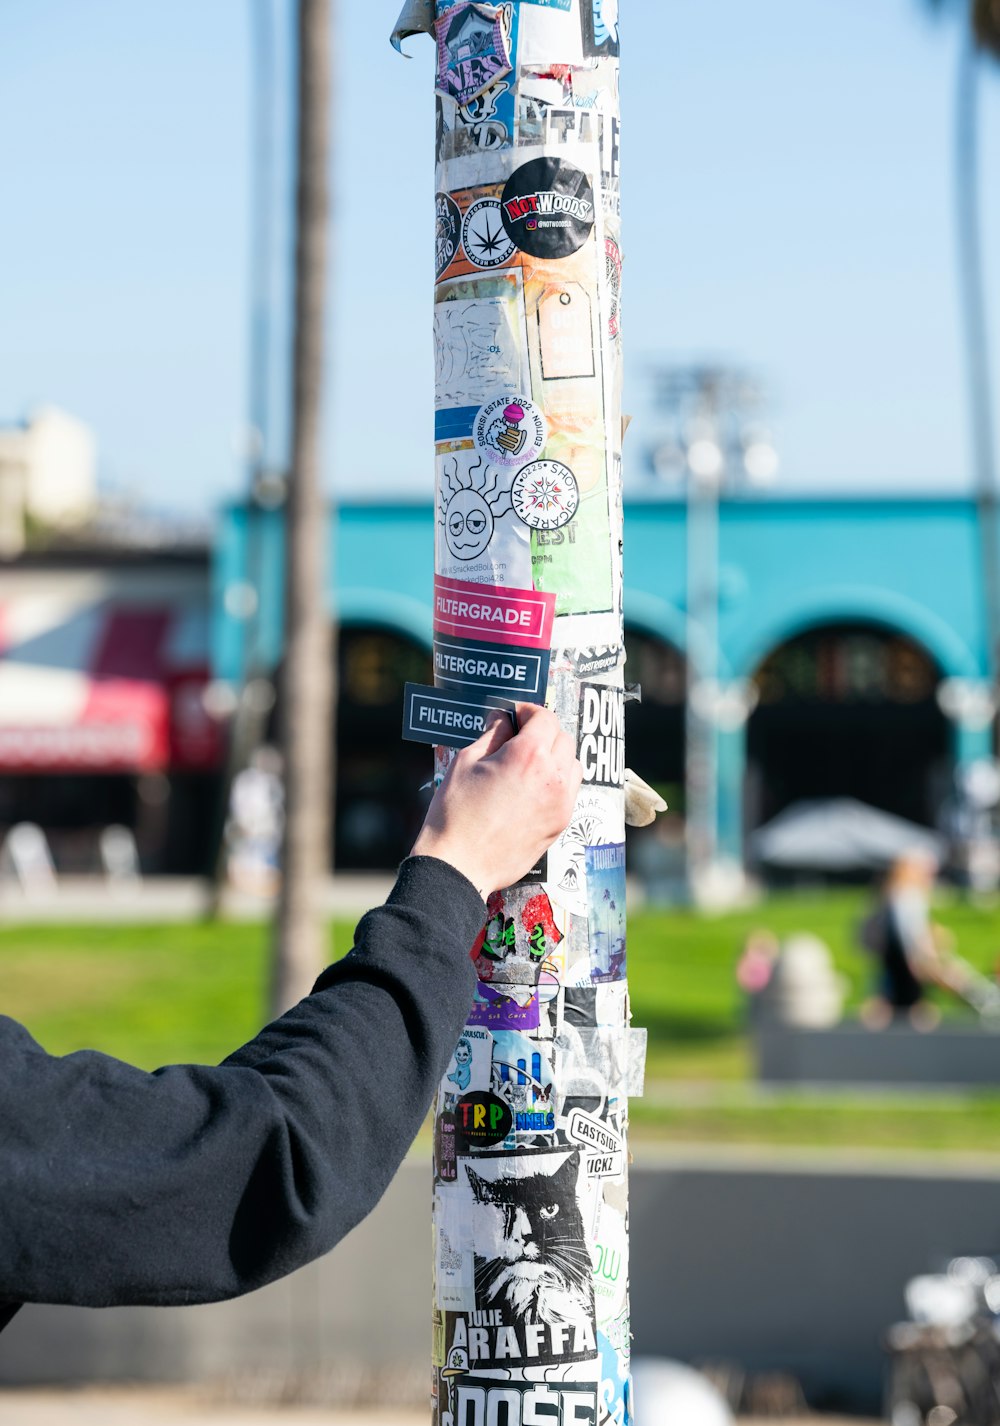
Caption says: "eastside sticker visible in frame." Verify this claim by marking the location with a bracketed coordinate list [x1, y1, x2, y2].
[434, 633, 550, 703]
[402, 683, 516, 749]
[461, 197, 517, 269]
[501, 157, 595, 259]
[435, 2, 513, 109]
[434, 574, 556, 648]
[512, 460, 580, 531]
[435, 192, 462, 280]
[577, 683, 625, 787]
[473, 394, 547, 470]
[567, 1106, 625, 1178]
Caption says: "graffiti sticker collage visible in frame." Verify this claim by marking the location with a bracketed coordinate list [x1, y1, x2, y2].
[394, 1, 635, 1421]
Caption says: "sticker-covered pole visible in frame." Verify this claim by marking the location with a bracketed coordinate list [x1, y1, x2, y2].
[392, 3, 632, 1422]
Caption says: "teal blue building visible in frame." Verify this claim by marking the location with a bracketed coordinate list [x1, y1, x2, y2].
[213, 493, 996, 870]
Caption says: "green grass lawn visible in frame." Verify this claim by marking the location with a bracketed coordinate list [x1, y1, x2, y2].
[3, 891, 1000, 1152]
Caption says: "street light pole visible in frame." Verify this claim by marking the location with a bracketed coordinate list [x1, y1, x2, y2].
[650, 365, 777, 902]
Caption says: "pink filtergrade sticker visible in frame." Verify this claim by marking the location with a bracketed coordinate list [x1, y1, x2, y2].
[433, 574, 556, 649]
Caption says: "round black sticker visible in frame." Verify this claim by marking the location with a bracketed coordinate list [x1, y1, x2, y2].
[435, 191, 462, 279]
[500, 158, 595, 259]
[455, 1091, 513, 1149]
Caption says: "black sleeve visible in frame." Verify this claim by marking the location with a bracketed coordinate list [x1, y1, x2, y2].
[0, 856, 484, 1309]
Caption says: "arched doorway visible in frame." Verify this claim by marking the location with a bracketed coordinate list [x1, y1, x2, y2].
[335, 625, 433, 870]
[746, 622, 951, 833]
[623, 627, 686, 809]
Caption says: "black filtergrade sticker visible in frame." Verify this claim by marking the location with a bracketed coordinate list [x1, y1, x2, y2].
[402, 683, 518, 749]
[433, 634, 550, 703]
[500, 157, 595, 259]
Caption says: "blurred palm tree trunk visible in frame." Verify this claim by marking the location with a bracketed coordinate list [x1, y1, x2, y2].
[955, 24, 1000, 673]
[273, 0, 335, 1015]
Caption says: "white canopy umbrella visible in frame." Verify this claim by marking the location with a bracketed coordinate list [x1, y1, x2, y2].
[750, 797, 944, 872]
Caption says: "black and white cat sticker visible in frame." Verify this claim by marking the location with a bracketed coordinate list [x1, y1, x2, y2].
[445, 1147, 598, 1369]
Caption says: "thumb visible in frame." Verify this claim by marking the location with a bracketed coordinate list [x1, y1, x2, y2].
[465, 708, 516, 761]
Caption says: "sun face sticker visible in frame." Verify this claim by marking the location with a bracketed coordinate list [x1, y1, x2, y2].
[512, 460, 580, 531]
[438, 454, 514, 560]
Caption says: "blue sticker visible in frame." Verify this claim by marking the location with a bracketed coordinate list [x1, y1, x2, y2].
[434, 634, 550, 703]
[581, 0, 619, 57]
[401, 683, 517, 748]
[586, 842, 626, 983]
[525, 0, 573, 8]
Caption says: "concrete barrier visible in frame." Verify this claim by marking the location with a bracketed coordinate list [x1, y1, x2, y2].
[4, 1148, 1000, 1414]
[755, 1020, 1000, 1087]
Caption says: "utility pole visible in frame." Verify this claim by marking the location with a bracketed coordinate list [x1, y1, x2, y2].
[273, 0, 334, 1014]
[393, 4, 634, 1421]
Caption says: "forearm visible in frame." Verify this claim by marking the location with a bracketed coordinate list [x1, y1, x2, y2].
[0, 857, 483, 1308]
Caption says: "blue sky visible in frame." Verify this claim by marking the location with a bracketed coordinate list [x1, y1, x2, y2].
[1, 0, 998, 512]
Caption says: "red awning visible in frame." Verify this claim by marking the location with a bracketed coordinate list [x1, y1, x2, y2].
[0, 599, 222, 774]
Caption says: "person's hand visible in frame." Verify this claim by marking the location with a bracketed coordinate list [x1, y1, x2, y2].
[411, 703, 582, 898]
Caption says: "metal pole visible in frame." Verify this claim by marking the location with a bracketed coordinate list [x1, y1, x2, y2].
[955, 29, 1000, 682]
[392, 3, 634, 1420]
[685, 464, 720, 900]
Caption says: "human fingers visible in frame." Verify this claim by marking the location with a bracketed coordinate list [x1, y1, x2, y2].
[464, 708, 516, 762]
[511, 702, 563, 752]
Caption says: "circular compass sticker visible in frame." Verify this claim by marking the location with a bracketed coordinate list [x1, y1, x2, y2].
[512, 460, 580, 531]
[462, 197, 517, 269]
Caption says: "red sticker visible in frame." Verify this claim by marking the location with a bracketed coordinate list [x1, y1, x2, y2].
[434, 574, 556, 650]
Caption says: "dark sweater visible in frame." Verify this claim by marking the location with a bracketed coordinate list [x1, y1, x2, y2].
[0, 856, 484, 1310]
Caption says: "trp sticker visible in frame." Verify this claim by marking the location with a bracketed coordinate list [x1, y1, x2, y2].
[461, 197, 517, 269]
[434, 633, 550, 702]
[501, 157, 595, 259]
[577, 683, 625, 787]
[434, 574, 556, 649]
[455, 1091, 514, 1148]
[512, 460, 580, 531]
[402, 683, 516, 749]
[435, 2, 513, 109]
[436, 192, 463, 281]
[473, 394, 547, 470]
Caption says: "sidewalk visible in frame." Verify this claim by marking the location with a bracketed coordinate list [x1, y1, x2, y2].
[0, 1393, 413, 1426]
[0, 874, 397, 924]
[0, 1392, 877, 1426]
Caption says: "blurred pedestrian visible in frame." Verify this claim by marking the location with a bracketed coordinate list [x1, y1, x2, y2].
[858, 852, 995, 1028]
